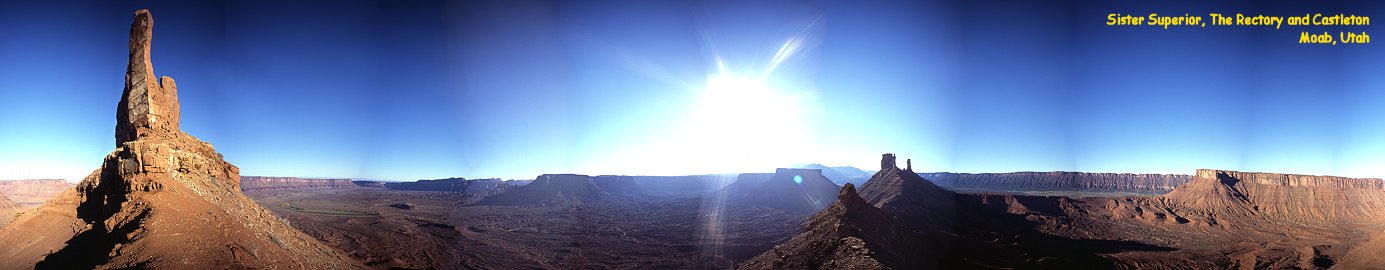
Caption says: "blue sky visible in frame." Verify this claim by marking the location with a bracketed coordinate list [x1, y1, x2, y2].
[0, 0, 1380, 181]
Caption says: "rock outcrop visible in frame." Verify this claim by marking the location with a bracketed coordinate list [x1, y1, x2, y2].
[239, 176, 359, 191]
[1160, 169, 1385, 225]
[919, 172, 1191, 194]
[0, 10, 360, 269]
[858, 154, 956, 230]
[738, 184, 939, 269]
[0, 179, 74, 206]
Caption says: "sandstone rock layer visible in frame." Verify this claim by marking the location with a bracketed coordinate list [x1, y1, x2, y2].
[0, 9, 360, 269]
[919, 172, 1191, 194]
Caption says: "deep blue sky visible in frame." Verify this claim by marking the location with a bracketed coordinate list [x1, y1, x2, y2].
[0, 0, 1380, 181]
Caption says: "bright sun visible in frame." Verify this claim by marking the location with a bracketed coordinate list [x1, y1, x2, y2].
[583, 19, 825, 176]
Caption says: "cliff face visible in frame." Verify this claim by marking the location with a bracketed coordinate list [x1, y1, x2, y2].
[239, 176, 359, 191]
[0, 10, 360, 269]
[1160, 169, 1385, 224]
[0, 179, 74, 205]
[920, 172, 1191, 194]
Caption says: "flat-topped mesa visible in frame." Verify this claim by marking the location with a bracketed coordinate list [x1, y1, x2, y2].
[1195, 169, 1385, 189]
[115, 9, 180, 146]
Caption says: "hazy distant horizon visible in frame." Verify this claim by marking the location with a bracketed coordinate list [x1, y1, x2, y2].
[1, 0, 1381, 181]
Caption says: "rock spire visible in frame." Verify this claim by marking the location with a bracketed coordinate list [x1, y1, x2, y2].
[115, 9, 179, 146]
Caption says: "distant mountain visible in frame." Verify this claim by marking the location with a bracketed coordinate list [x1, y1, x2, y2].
[475, 174, 643, 205]
[797, 164, 871, 186]
[632, 175, 730, 196]
[727, 168, 840, 212]
[385, 177, 467, 192]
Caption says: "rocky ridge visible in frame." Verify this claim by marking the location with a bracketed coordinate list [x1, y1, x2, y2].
[0, 10, 359, 269]
[738, 183, 938, 269]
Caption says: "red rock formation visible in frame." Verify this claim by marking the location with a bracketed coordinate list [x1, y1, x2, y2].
[1161, 169, 1385, 225]
[239, 176, 359, 191]
[0, 179, 73, 206]
[919, 172, 1191, 194]
[0, 10, 360, 269]
[858, 154, 956, 229]
[738, 184, 940, 269]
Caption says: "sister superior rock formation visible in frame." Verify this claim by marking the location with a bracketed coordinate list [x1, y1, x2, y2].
[0, 10, 360, 269]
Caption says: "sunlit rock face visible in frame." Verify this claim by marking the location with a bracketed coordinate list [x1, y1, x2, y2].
[0, 9, 361, 269]
[919, 172, 1192, 194]
[1159, 169, 1385, 225]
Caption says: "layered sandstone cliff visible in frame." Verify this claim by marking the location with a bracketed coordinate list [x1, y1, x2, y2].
[920, 172, 1191, 194]
[239, 176, 359, 191]
[0, 179, 74, 206]
[1159, 169, 1385, 225]
[0, 10, 360, 269]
